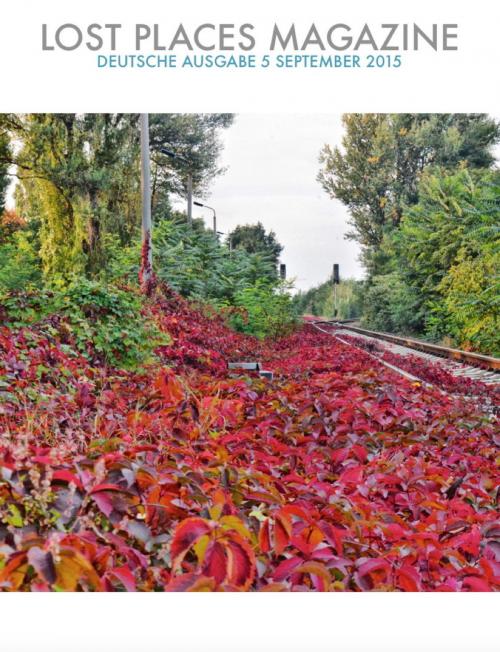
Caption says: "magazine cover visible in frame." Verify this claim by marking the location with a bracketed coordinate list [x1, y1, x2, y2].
[0, 1, 498, 650]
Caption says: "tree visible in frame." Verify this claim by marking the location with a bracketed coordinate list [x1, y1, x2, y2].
[228, 222, 283, 278]
[0, 131, 9, 214]
[318, 113, 500, 265]
[397, 167, 500, 352]
[358, 167, 500, 350]
[1, 113, 234, 282]
[318, 114, 389, 251]
[149, 113, 233, 220]
[319, 114, 500, 347]
[78, 113, 142, 267]
[0, 114, 138, 279]
[294, 278, 362, 320]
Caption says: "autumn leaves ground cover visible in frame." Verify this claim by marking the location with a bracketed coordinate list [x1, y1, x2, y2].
[335, 331, 500, 403]
[0, 284, 499, 591]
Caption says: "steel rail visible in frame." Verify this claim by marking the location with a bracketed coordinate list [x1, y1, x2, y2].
[311, 322, 499, 410]
[312, 321, 423, 383]
[315, 322, 500, 372]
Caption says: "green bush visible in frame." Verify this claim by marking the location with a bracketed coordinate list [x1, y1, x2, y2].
[396, 168, 500, 352]
[105, 216, 279, 306]
[1, 278, 165, 368]
[0, 230, 41, 291]
[360, 273, 426, 335]
[229, 281, 298, 339]
[430, 249, 499, 355]
[104, 216, 297, 339]
[357, 168, 500, 355]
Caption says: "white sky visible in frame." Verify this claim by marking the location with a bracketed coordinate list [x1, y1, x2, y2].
[192, 114, 362, 291]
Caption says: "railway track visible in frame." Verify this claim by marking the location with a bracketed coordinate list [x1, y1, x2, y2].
[312, 320, 500, 388]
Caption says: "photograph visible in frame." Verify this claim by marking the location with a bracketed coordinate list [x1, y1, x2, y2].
[1, 111, 498, 593]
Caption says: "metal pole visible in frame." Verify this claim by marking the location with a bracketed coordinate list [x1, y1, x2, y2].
[332, 263, 339, 318]
[212, 209, 217, 235]
[187, 172, 193, 225]
[140, 113, 153, 291]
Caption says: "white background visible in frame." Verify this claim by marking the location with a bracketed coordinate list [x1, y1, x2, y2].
[1, 0, 499, 650]
[0, 0, 499, 112]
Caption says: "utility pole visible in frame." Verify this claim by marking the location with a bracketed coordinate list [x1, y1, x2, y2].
[139, 113, 153, 293]
[187, 172, 193, 225]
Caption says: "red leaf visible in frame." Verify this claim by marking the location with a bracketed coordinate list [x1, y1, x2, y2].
[295, 561, 331, 591]
[91, 492, 115, 517]
[155, 369, 184, 405]
[203, 541, 227, 584]
[462, 576, 492, 592]
[351, 445, 368, 463]
[52, 470, 83, 490]
[357, 558, 391, 576]
[273, 557, 302, 581]
[447, 526, 481, 557]
[258, 519, 271, 553]
[320, 522, 347, 556]
[32, 456, 54, 465]
[89, 483, 125, 494]
[396, 563, 422, 592]
[225, 536, 256, 590]
[384, 523, 407, 542]
[279, 504, 311, 522]
[74, 382, 95, 408]
[356, 558, 391, 590]
[109, 565, 136, 592]
[330, 448, 350, 464]
[338, 465, 364, 485]
[165, 573, 216, 592]
[170, 518, 212, 568]
[27, 547, 56, 585]
[274, 512, 292, 555]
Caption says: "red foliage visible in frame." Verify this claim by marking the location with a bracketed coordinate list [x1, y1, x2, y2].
[138, 232, 156, 296]
[0, 285, 498, 592]
[338, 331, 499, 402]
[0, 210, 26, 244]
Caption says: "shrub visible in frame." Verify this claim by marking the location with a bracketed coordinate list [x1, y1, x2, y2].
[0, 229, 41, 291]
[229, 281, 298, 339]
[433, 249, 500, 356]
[360, 273, 426, 334]
[105, 217, 279, 305]
[1, 278, 166, 368]
[105, 217, 297, 339]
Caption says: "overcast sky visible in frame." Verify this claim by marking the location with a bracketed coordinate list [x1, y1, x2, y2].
[187, 114, 363, 291]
